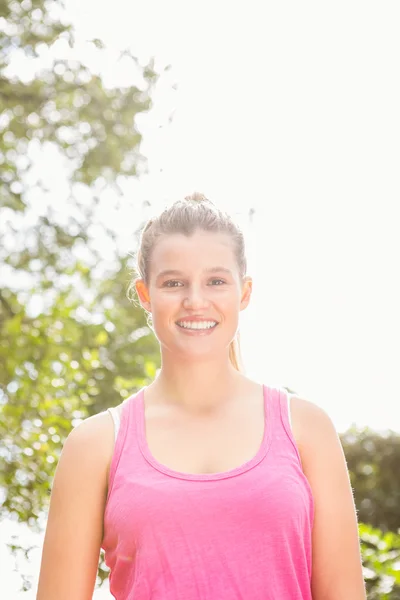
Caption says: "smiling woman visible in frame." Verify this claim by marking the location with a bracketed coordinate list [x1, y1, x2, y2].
[135, 232, 251, 370]
[36, 193, 366, 600]
[133, 192, 249, 371]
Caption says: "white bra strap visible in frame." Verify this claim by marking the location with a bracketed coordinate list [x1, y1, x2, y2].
[107, 406, 121, 442]
[287, 393, 293, 429]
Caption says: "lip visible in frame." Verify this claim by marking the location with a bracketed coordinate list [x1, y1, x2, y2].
[175, 316, 219, 323]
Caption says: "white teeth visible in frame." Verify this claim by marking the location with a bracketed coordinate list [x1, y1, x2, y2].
[177, 321, 217, 330]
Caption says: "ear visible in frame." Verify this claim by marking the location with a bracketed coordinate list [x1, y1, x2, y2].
[240, 276, 253, 311]
[135, 279, 152, 312]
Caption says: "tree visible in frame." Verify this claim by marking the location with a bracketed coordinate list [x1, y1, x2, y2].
[342, 429, 400, 597]
[0, 0, 157, 210]
[360, 524, 400, 599]
[0, 257, 160, 522]
[341, 428, 400, 533]
[0, 0, 162, 590]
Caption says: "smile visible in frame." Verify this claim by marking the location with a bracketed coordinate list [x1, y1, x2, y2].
[176, 321, 218, 330]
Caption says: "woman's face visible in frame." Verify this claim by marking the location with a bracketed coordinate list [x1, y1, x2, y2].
[136, 230, 252, 363]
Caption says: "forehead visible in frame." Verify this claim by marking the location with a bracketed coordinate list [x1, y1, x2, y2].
[150, 231, 237, 275]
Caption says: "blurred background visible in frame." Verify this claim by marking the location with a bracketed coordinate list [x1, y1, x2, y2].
[0, 0, 399, 597]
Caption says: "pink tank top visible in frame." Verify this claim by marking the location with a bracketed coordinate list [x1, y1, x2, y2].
[102, 385, 314, 599]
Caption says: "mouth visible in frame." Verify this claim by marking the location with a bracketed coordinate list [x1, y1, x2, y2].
[176, 320, 219, 331]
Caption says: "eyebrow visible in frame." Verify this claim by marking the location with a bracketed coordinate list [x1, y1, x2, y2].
[205, 267, 233, 275]
[156, 267, 233, 280]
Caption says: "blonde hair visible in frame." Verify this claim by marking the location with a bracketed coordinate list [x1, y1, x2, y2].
[131, 192, 247, 371]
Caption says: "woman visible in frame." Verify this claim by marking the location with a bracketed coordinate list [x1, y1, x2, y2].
[37, 193, 366, 599]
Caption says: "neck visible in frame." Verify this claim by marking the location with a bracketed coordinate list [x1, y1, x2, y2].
[151, 353, 245, 413]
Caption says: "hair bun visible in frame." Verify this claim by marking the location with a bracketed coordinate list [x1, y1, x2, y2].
[184, 192, 211, 204]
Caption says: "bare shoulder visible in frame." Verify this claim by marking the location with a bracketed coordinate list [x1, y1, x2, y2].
[288, 395, 341, 464]
[60, 410, 116, 483]
[290, 394, 336, 437]
[288, 395, 366, 597]
[66, 410, 115, 451]
[37, 410, 119, 599]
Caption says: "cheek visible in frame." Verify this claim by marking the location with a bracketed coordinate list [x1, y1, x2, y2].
[151, 293, 181, 322]
[217, 290, 242, 311]
[150, 301, 172, 340]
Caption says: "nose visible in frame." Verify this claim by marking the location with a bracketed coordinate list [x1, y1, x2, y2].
[182, 284, 210, 311]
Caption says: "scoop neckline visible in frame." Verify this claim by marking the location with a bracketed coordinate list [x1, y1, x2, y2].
[135, 385, 272, 481]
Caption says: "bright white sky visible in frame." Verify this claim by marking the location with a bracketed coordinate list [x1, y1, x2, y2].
[3, 1, 400, 597]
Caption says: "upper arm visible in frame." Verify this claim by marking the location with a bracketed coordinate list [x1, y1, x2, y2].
[291, 396, 366, 600]
[36, 411, 115, 600]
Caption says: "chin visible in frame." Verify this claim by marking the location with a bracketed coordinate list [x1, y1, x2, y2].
[179, 342, 227, 362]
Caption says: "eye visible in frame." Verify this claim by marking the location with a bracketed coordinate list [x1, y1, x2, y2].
[209, 279, 226, 286]
[163, 280, 183, 288]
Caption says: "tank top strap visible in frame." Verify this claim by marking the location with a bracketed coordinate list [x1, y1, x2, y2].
[277, 387, 291, 433]
[264, 384, 284, 435]
[106, 390, 141, 503]
[269, 386, 303, 466]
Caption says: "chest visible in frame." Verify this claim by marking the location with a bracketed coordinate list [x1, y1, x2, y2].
[143, 401, 266, 475]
